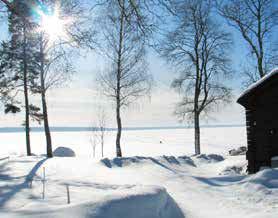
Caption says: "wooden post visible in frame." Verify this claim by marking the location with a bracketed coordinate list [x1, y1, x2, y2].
[42, 167, 45, 199]
[42, 180, 45, 199]
[66, 184, 70, 204]
[29, 179, 33, 188]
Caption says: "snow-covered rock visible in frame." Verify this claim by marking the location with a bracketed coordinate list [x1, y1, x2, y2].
[220, 165, 244, 175]
[53, 147, 76, 157]
[229, 146, 247, 156]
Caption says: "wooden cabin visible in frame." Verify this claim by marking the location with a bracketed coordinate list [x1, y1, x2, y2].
[237, 68, 278, 173]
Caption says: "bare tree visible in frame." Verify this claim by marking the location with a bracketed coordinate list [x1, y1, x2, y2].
[98, 109, 106, 158]
[218, 0, 278, 83]
[159, 0, 232, 155]
[97, 0, 152, 157]
[33, 33, 73, 157]
[90, 127, 98, 158]
[31, 0, 95, 157]
[90, 108, 107, 158]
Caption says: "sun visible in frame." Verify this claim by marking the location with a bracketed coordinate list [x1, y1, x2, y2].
[41, 13, 65, 42]
[37, 4, 70, 44]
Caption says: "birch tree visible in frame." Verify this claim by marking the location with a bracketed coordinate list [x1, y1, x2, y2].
[160, 0, 232, 155]
[218, 0, 278, 84]
[97, 0, 152, 157]
[32, 0, 95, 157]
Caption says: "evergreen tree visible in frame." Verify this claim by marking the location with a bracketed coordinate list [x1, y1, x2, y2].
[1, 0, 42, 156]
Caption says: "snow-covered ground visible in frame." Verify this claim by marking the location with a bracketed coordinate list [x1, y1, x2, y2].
[1, 126, 278, 218]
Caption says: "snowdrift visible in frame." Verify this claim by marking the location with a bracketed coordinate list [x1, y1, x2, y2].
[247, 168, 278, 189]
[194, 154, 224, 163]
[240, 168, 278, 207]
[4, 186, 184, 218]
[100, 155, 196, 168]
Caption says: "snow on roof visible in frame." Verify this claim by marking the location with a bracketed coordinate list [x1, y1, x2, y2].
[238, 68, 278, 100]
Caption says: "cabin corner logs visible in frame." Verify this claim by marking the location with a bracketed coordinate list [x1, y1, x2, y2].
[237, 68, 278, 173]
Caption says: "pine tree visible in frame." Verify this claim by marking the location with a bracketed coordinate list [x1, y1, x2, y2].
[1, 0, 42, 156]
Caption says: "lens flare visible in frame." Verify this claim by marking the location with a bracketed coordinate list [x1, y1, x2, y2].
[36, 3, 71, 45]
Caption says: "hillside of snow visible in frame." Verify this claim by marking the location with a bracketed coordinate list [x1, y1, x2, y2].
[0, 127, 278, 218]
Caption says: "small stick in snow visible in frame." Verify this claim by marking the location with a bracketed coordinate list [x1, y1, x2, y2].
[66, 184, 70, 204]
[29, 179, 33, 188]
[42, 167, 46, 199]
[43, 167, 45, 181]
[42, 180, 45, 199]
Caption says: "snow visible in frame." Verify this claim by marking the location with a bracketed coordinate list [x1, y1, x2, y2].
[53, 147, 76, 157]
[0, 183, 183, 218]
[0, 127, 246, 158]
[1, 126, 278, 218]
[238, 67, 278, 100]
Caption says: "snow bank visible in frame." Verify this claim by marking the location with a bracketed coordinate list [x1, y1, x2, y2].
[100, 155, 195, 168]
[3, 186, 184, 218]
[247, 168, 278, 189]
[53, 147, 76, 157]
[194, 154, 224, 163]
[240, 168, 278, 207]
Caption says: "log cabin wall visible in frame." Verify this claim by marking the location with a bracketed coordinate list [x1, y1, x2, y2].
[238, 69, 278, 173]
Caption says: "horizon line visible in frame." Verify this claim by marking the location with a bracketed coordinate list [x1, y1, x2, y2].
[0, 124, 245, 133]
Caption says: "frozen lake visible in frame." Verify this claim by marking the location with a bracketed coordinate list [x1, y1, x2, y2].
[0, 126, 246, 158]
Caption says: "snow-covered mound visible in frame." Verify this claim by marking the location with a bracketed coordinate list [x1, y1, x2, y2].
[3, 186, 184, 218]
[53, 147, 76, 157]
[247, 168, 278, 189]
[194, 154, 224, 163]
[239, 168, 278, 207]
[100, 155, 195, 168]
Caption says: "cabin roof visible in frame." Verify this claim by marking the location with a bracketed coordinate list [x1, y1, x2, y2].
[237, 68, 278, 105]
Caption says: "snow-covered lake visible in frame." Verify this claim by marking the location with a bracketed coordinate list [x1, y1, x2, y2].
[0, 126, 246, 157]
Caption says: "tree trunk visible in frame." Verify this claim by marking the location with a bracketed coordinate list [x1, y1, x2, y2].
[115, 0, 125, 157]
[39, 35, 53, 158]
[101, 129, 104, 157]
[257, 57, 264, 78]
[194, 111, 201, 155]
[23, 23, 31, 156]
[41, 89, 52, 158]
[257, 3, 264, 78]
[116, 104, 122, 157]
[194, 44, 201, 155]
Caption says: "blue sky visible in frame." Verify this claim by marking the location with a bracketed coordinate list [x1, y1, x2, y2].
[0, 5, 256, 127]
